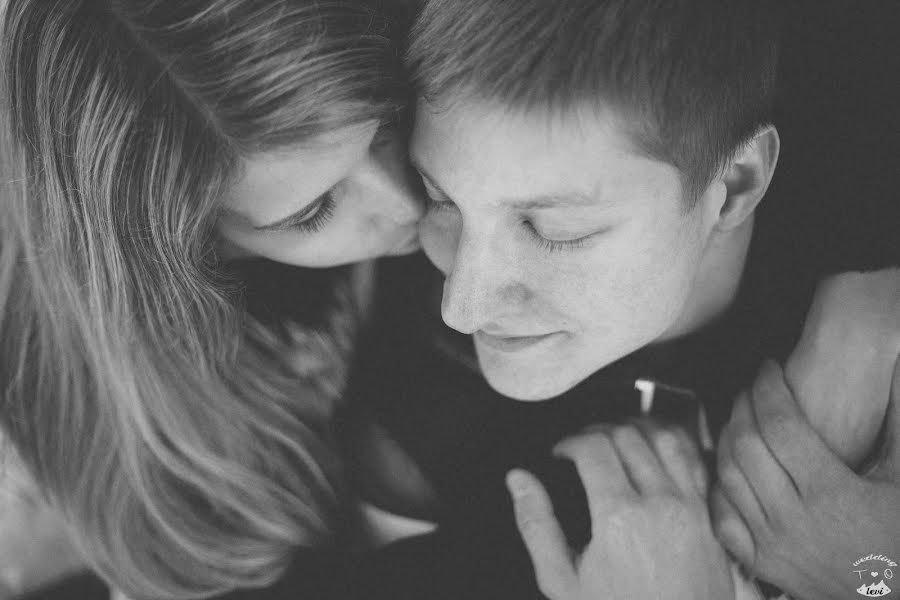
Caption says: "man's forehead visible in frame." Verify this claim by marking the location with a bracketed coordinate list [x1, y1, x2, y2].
[413, 94, 636, 141]
[413, 156, 611, 211]
[410, 98, 668, 209]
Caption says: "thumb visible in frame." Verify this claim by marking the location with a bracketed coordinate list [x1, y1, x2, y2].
[507, 469, 575, 599]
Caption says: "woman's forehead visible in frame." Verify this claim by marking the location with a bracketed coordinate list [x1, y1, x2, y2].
[224, 121, 379, 226]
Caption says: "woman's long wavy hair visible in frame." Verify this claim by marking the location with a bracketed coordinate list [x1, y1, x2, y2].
[0, 0, 404, 597]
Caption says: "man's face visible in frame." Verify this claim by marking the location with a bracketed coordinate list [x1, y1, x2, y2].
[411, 99, 723, 401]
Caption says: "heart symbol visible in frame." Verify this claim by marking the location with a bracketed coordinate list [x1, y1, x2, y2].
[872, 571, 879, 577]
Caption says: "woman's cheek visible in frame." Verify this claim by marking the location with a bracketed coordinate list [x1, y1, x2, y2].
[418, 215, 458, 276]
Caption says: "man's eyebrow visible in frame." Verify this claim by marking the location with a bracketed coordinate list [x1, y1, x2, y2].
[411, 158, 601, 209]
[507, 193, 597, 209]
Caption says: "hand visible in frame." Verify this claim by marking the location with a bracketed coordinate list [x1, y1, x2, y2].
[712, 360, 900, 600]
[507, 423, 733, 600]
[785, 269, 900, 467]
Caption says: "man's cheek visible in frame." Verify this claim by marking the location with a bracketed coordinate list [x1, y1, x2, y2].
[576, 272, 670, 349]
[549, 251, 614, 301]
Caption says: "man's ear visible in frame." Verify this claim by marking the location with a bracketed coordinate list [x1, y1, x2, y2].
[716, 126, 780, 231]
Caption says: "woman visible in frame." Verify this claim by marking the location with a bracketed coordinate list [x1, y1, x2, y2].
[2, 1, 897, 600]
[0, 0, 421, 598]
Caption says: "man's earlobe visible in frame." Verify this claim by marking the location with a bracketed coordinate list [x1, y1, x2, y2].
[717, 126, 780, 231]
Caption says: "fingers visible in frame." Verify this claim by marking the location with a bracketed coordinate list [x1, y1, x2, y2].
[725, 390, 799, 511]
[506, 469, 575, 599]
[554, 430, 634, 524]
[750, 360, 853, 497]
[631, 420, 708, 498]
[716, 414, 768, 534]
[559, 422, 705, 502]
[710, 485, 757, 570]
[609, 425, 675, 495]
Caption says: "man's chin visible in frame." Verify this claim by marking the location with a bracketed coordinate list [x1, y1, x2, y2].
[477, 360, 583, 402]
[473, 339, 634, 401]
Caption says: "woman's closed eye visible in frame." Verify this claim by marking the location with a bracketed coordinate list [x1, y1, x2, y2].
[256, 191, 337, 234]
[421, 180, 458, 215]
[425, 194, 454, 213]
[289, 192, 336, 233]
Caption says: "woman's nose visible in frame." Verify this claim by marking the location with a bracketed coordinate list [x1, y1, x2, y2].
[359, 138, 426, 226]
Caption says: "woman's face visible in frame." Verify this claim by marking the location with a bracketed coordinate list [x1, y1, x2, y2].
[217, 120, 424, 267]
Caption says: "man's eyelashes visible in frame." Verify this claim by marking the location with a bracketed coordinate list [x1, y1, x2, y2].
[522, 220, 591, 253]
[424, 192, 455, 212]
[423, 192, 595, 254]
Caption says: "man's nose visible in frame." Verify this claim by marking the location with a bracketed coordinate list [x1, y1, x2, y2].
[440, 231, 528, 334]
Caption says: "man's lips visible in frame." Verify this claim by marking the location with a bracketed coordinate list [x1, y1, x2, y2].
[473, 331, 561, 353]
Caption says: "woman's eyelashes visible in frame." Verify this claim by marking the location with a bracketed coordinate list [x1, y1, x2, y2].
[282, 191, 336, 234]
[294, 192, 336, 233]
[421, 180, 451, 212]
[424, 192, 453, 213]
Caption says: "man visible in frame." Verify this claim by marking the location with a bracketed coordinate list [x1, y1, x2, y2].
[351, 0, 899, 598]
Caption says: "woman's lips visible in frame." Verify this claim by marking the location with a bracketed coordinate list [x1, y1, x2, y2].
[387, 230, 421, 255]
[474, 331, 560, 353]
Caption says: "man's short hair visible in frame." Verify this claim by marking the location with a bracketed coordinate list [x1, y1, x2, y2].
[407, 0, 782, 200]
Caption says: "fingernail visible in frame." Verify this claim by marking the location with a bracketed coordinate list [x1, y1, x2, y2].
[717, 517, 754, 565]
[506, 469, 531, 498]
[760, 359, 783, 384]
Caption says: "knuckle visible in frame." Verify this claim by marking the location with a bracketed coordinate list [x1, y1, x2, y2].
[763, 489, 801, 532]
[650, 497, 697, 531]
[518, 515, 546, 544]
[710, 484, 733, 520]
[579, 433, 616, 461]
[763, 512, 788, 539]
[716, 437, 735, 470]
[731, 428, 763, 464]
[611, 424, 643, 448]
[606, 502, 639, 529]
[669, 425, 694, 448]
[766, 533, 797, 567]
[717, 463, 745, 497]
[653, 428, 682, 456]
[515, 489, 544, 516]
[757, 412, 793, 449]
